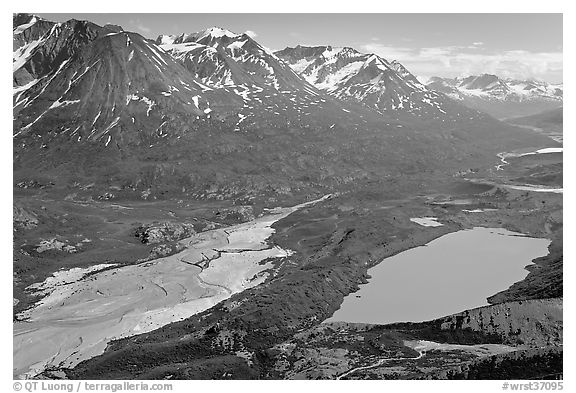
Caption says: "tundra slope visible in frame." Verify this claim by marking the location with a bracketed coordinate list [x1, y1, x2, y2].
[65, 165, 562, 379]
[505, 107, 563, 143]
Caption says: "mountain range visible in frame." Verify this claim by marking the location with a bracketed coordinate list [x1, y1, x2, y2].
[13, 14, 554, 202]
[426, 74, 562, 119]
[275, 45, 485, 123]
[12, 13, 563, 381]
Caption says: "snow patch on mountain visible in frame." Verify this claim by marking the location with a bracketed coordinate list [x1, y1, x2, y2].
[13, 15, 38, 35]
[276, 45, 478, 121]
[197, 27, 239, 40]
[314, 61, 365, 91]
[13, 37, 44, 72]
[427, 74, 562, 102]
[49, 99, 80, 109]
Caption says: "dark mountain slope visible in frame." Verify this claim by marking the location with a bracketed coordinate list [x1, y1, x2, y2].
[506, 107, 563, 132]
[14, 15, 554, 204]
[13, 17, 240, 142]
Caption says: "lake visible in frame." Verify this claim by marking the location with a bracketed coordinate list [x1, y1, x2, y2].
[326, 227, 550, 325]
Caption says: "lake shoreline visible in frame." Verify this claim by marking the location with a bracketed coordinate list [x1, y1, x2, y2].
[326, 227, 551, 325]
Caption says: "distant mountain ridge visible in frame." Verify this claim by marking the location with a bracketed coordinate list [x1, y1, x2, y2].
[275, 45, 487, 124]
[426, 74, 562, 119]
[427, 74, 562, 100]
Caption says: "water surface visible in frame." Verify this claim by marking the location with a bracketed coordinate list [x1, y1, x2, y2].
[327, 227, 550, 325]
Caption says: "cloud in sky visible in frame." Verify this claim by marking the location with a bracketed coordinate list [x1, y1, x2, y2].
[361, 43, 562, 82]
[130, 19, 151, 34]
[245, 30, 258, 38]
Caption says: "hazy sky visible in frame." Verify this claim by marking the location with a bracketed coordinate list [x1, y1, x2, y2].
[38, 13, 563, 83]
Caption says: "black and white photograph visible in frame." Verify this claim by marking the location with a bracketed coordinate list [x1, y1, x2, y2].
[9, 2, 567, 387]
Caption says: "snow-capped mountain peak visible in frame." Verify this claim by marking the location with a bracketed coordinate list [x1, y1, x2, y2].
[276, 45, 484, 122]
[425, 74, 562, 118]
[197, 26, 239, 40]
[155, 29, 315, 93]
[429, 74, 562, 100]
[157, 27, 241, 48]
[12, 13, 242, 146]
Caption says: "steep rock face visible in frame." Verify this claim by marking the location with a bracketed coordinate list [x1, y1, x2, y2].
[276, 45, 487, 124]
[426, 74, 563, 118]
[14, 15, 101, 87]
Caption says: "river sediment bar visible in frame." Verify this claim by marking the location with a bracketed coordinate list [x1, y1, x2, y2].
[13, 195, 331, 378]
